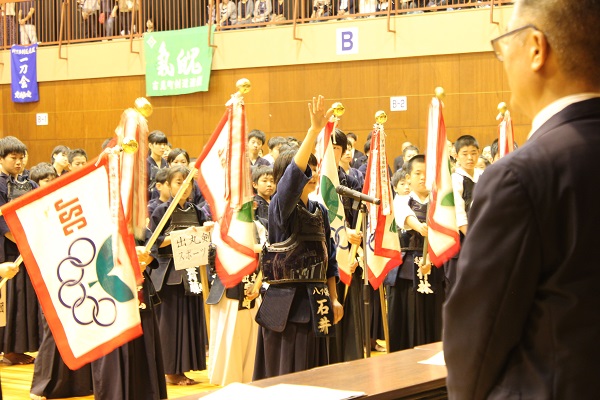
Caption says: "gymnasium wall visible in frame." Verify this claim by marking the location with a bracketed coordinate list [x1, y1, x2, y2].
[0, 5, 527, 165]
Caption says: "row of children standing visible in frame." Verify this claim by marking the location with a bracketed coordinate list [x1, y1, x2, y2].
[385, 134, 488, 352]
[0, 107, 491, 398]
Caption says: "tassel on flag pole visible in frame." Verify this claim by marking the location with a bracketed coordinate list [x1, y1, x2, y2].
[496, 101, 515, 159]
[362, 111, 402, 290]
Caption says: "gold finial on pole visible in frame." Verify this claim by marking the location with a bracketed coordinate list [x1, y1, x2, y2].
[375, 110, 387, 125]
[134, 97, 153, 118]
[236, 78, 251, 95]
[497, 101, 508, 116]
[332, 102, 345, 118]
[434, 86, 445, 100]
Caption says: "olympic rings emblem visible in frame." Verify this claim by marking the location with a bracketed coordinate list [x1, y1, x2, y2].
[56, 237, 117, 327]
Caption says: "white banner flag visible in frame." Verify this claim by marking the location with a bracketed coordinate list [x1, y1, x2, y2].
[1, 157, 143, 369]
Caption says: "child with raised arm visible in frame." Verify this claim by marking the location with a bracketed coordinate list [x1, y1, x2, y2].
[253, 96, 343, 379]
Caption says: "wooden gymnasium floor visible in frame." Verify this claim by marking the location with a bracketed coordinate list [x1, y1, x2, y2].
[0, 343, 387, 399]
[0, 352, 218, 400]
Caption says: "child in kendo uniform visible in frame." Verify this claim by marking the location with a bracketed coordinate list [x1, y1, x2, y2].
[387, 155, 444, 352]
[253, 96, 343, 380]
[149, 165, 210, 386]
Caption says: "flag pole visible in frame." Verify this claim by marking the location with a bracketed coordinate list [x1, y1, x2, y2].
[144, 167, 199, 253]
[0, 255, 23, 290]
[374, 111, 391, 354]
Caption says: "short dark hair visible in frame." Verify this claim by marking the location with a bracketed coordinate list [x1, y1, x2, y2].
[167, 165, 190, 184]
[454, 135, 479, 152]
[490, 138, 518, 160]
[68, 148, 87, 163]
[267, 136, 287, 150]
[332, 128, 348, 153]
[167, 148, 190, 165]
[346, 132, 358, 142]
[278, 143, 299, 154]
[252, 165, 273, 183]
[30, 162, 58, 183]
[519, 0, 600, 85]
[51, 145, 70, 162]
[478, 156, 491, 168]
[272, 150, 317, 185]
[273, 150, 296, 185]
[148, 130, 168, 145]
[391, 169, 407, 189]
[406, 154, 425, 175]
[154, 167, 169, 184]
[248, 129, 266, 145]
[0, 136, 27, 157]
[403, 145, 419, 157]
[363, 139, 371, 154]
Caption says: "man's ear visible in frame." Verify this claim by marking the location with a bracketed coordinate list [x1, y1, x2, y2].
[530, 30, 549, 72]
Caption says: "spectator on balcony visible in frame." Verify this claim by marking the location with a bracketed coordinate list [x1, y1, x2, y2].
[18, 1, 37, 45]
[311, 0, 330, 20]
[271, 0, 289, 23]
[100, 0, 117, 37]
[237, 0, 254, 25]
[337, 0, 356, 18]
[0, 2, 18, 48]
[359, 0, 378, 15]
[252, 0, 271, 24]
[80, 0, 101, 39]
[376, 0, 393, 13]
[117, 0, 139, 35]
[219, 0, 237, 26]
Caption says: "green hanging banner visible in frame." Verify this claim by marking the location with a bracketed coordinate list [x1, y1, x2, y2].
[144, 26, 215, 97]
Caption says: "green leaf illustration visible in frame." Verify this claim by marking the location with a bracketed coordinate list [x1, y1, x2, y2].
[237, 201, 254, 223]
[441, 192, 455, 207]
[95, 236, 135, 303]
[321, 176, 340, 224]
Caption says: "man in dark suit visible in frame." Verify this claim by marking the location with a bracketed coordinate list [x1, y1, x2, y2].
[443, 1, 600, 399]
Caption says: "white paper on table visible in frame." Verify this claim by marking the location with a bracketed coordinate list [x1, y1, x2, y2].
[200, 382, 263, 399]
[170, 227, 210, 270]
[418, 350, 446, 366]
[200, 383, 365, 400]
[262, 384, 366, 399]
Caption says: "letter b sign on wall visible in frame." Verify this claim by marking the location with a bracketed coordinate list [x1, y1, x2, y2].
[336, 28, 358, 55]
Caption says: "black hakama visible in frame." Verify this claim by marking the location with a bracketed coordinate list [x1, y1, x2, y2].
[0, 259, 40, 354]
[332, 270, 364, 362]
[30, 314, 93, 398]
[253, 162, 339, 380]
[154, 283, 206, 375]
[253, 306, 329, 379]
[386, 253, 444, 351]
[91, 276, 168, 400]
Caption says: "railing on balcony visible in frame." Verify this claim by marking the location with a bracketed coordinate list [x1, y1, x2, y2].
[0, 0, 513, 50]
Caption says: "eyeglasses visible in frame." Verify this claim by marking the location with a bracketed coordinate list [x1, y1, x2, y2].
[491, 24, 540, 61]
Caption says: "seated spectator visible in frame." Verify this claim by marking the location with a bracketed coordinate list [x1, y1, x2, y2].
[312, 0, 330, 19]
[337, 0, 356, 17]
[252, 0, 271, 23]
[237, 0, 254, 25]
[271, 0, 288, 23]
[219, 0, 237, 26]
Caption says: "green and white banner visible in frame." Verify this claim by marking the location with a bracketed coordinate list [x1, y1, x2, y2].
[144, 26, 215, 97]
